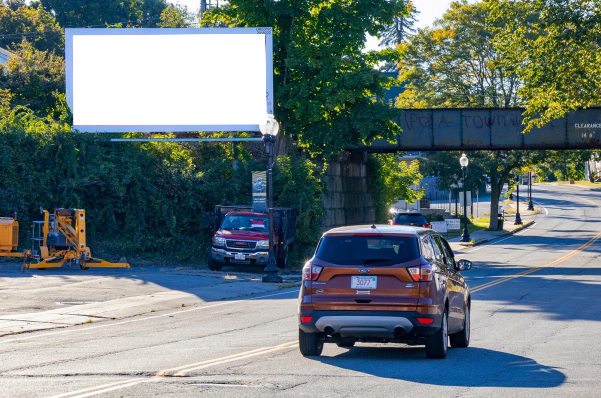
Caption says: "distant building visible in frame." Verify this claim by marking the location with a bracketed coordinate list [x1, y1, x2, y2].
[0, 47, 12, 64]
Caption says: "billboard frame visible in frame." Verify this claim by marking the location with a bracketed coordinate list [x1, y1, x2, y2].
[65, 28, 274, 133]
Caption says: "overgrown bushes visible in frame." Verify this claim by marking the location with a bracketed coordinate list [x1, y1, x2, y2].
[0, 127, 325, 265]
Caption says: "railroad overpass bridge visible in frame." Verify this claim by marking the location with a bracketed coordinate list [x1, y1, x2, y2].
[358, 107, 601, 152]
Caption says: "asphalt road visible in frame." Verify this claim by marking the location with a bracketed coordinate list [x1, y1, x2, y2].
[1, 184, 600, 397]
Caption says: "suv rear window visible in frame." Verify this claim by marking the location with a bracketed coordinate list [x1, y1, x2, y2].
[315, 235, 420, 266]
[392, 213, 427, 226]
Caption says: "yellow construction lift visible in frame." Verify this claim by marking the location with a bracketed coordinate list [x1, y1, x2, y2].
[0, 209, 128, 270]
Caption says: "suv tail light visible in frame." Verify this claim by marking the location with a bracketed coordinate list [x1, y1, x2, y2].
[302, 263, 323, 281]
[423, 223, 430, 228]
[407, 264, 433, 281]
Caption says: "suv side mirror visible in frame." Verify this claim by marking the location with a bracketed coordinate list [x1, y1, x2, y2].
[456, 259, 472, 271]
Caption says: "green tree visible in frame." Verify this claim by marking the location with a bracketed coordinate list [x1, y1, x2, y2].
[368, 154, 423, 222]
[0, 2, 63, 54]
[491, 0, 601, 132]
[159, 4, 195, 28]
[0, 40, 65, 116]
[202, 0, 407, 157]
[398, 0, 523, 108]
[396, 0, 545, 229]
[39, 0, 168, 28]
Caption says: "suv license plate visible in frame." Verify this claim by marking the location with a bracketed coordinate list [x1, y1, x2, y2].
[351, 276, 377, 289]
[234, 253, 246, 260]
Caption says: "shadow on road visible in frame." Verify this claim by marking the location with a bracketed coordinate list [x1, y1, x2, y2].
[314, 346, 565, 388]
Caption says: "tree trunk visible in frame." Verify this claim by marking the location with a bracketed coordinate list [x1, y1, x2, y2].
[276, 132, 292, 156]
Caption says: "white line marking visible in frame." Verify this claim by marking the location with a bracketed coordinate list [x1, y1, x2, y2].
[0, 290, 299, 345]
[533, 201, 548, 214]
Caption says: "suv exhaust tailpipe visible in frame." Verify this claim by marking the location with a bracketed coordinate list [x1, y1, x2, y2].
[394, 327, 405, 338]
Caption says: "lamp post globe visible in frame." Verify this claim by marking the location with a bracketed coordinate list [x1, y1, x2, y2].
[460, 153, 469, 168]
[259, 114, 279, 137]
[260, 114, 283, 284]
[459, 154, 470, 243]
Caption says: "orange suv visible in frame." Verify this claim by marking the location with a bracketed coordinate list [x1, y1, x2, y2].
[298, 225, 471, 359]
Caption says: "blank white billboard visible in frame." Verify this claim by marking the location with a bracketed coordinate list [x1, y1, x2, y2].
[66, 28, 274, 132]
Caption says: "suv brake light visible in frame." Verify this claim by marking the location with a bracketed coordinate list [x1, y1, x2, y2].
[423, 223, 430, 228]
[302, 263, 323, 281]
[407, 264, 433, 281]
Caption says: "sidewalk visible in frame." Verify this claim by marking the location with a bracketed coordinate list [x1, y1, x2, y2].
[447, 200, 537, 253]
[0, 264, 301, 337]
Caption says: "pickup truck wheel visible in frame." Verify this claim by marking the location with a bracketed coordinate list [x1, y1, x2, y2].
[276, 247, 287, 269]
[299, 329, 324, 357]
[425, 308, 448, 359]
[450, 305, 470, 348]
[207, 252, 222, 271]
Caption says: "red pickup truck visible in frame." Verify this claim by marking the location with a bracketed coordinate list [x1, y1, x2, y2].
[208, 205, 296, 271]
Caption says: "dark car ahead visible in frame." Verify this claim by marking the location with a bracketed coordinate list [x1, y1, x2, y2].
[390, 211, 430, 228]
[298, 225, 471, 359]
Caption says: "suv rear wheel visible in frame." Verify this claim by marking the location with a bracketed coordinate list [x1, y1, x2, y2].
[450, 305, 470, 348]
[299, 329, 324, 357]
[425, 308, 448, 359]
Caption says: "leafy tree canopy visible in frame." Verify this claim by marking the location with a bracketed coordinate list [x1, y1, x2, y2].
[39, 0, 168, 28]
[491, 0, 601, 132]
[159, 4, 195, 28]
[202, 0, 407, 156]
[0, 40, 65, 116]
[0, 1, 63, 54]
[398, 0, 525, 109]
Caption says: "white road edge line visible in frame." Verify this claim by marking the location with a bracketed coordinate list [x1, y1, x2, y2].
[0, 289, 299, 345]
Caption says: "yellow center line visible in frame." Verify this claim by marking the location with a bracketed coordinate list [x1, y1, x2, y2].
[172, 341, 297, 377]
[472, 196, 601, 293]
[155, 341, 297, 377]
[46, 341, 298, 398]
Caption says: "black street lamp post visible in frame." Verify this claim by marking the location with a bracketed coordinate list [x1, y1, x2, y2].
[527, 171, 534, 211]
[260, 115, 283, 284]
[514, 175, 523, 225]
[460, 154, 470, 242]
